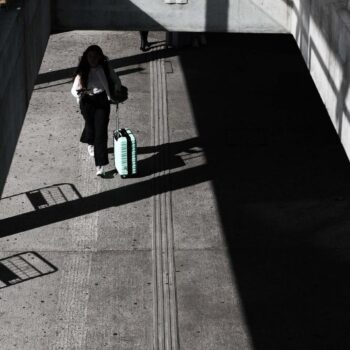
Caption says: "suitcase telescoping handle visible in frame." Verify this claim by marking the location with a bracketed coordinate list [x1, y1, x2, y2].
[113, 102, 119, 131]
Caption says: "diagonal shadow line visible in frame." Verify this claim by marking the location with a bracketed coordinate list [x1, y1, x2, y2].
[34, 80, 73, 90]
[0, 164, 210, 237]
[34, 67, 144, 90]
[35, 48, 178, 85]
[114, 67, 145, 76]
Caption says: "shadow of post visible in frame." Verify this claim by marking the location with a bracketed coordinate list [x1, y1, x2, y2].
[206, 0, 229, 32]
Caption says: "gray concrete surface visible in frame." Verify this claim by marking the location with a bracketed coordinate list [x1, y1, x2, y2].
[2, 29, 350, 349]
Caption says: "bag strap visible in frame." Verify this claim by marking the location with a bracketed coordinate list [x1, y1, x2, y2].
[115, 103, 119, 131]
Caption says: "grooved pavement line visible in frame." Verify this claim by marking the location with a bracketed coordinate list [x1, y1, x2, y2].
[51, 141, 100, 350]
[151, 49, 179, 350]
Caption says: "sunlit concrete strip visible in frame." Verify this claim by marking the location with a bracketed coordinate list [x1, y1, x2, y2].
[49, 136, 103, 349]
[50, 253, 92, 350]
[134, 0, 289, 32]
[241, 0, 290, 33]
[151, 49, 179, 350]
[70, 141, 102, 250]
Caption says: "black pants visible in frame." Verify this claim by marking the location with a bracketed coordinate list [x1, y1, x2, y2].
[79, 91, 110, 166]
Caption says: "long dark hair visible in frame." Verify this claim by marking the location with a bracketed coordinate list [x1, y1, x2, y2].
[74, 45, 111, 89]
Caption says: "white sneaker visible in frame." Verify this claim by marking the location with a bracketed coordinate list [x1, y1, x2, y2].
[96, 166, 105, 176]
[88, 145, 94, 157]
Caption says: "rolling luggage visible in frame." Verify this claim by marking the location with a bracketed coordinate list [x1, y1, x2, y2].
[113, 106, 137, 178]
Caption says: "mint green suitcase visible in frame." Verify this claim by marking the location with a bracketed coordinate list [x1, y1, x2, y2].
[113, 128, 137, 178]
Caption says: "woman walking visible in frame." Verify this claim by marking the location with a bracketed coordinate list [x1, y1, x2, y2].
[71, 45, 121, 176]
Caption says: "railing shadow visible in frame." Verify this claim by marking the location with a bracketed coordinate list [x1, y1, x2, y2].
[0, 251, 57, 289]
[0, 183, 82, 219]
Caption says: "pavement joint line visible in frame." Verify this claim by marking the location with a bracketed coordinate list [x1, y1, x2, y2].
[0, 249, 154, 253]
[151, 47, 179, 350]
[0, 248, 227, 253]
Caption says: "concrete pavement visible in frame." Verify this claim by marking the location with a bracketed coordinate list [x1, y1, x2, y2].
[1, 30, 350, 349]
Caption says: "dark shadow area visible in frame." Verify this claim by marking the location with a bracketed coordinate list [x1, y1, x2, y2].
[0, 251, 57, 289]
[35, 48, 178, 85]
[179, 32, 350, 349]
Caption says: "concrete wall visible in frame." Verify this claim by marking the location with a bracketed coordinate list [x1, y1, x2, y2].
[52, 0, 290, 33]
[290, 0, 350, 157]
[0, 0, 51, 196]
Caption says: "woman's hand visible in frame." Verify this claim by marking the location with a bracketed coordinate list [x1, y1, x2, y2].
[77, 88, 93, 96]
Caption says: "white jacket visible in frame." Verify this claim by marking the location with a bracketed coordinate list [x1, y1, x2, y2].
[71, 64, 122, 104]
